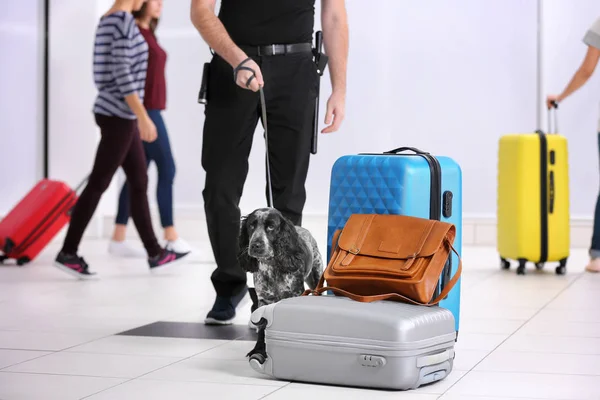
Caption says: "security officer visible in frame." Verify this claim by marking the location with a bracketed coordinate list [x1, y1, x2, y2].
[190, 0, 348, 324]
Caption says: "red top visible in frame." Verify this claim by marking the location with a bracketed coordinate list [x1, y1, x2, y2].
[140, 27, 167, 110]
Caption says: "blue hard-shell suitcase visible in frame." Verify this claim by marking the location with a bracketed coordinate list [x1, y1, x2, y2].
[326, 147, 462, 333]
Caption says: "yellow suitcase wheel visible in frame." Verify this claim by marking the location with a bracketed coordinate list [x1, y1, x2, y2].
[535, 262, 544, 270]
[517, 259, 527, 275]
[555, 258, 567, 275]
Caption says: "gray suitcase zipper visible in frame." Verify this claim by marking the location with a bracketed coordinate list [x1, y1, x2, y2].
[266, 329, 456, 352]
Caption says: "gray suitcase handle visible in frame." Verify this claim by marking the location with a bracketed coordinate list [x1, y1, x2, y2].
[416, 348, 455, 368]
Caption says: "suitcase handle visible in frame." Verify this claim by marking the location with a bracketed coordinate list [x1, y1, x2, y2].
[384, 147, 430, 155]
[73, 175, 89, 195]
[547, 101, 559, 134]
[549, 171, 555, 214]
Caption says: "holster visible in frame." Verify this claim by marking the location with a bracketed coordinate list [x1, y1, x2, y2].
[313, 48, 329, 77]
[197, 62, 210, 105]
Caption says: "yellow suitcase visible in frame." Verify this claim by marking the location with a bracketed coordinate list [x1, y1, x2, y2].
[497, 107, 570, 275]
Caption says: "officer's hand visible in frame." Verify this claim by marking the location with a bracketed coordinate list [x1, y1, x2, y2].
[234, 58, 264, 92]
[322, 91, 346, 134]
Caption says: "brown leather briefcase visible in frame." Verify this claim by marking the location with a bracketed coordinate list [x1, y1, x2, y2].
[304, 213, 462, 306]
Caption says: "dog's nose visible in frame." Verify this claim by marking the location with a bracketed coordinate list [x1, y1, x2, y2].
[250, 242, 264, 252]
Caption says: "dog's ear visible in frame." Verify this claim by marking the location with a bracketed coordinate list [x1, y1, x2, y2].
[277, 214, 299, 243]
[237, 215, 259, 273]
[273, 213, 309, 271]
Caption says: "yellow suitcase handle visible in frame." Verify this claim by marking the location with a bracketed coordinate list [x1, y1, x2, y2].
[547, 101, 559, 134]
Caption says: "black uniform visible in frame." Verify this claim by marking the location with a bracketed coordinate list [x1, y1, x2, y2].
[202, 0, 319, 298]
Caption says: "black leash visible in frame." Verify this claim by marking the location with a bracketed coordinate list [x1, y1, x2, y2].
[233, 60, 274, 314]
[259, 86, 274, 208]
[234, 58, 274, 208]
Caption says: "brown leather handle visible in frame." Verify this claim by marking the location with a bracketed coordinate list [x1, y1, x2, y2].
[330, 229, 342, 260]
[303, 241, 462, 306]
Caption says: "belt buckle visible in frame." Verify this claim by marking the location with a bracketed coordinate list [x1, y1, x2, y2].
[272, 44, 276, 55]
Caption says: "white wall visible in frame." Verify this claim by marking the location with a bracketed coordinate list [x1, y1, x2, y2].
[541, 0, 600, 220]
[38, 0, 600, 230]
[0, 0, 44, 215]
[334, 0, 539, 219]
[154, 0, 539, 219]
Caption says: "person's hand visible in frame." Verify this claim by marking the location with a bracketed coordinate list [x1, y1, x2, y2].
[234, 57, 264, 92]
[546, 94, 561, 109]
[138, 115, 157, 143]
[322, 90, 346, 134]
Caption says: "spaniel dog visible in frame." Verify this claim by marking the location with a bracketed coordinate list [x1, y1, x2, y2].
[238, 207, 324, 364]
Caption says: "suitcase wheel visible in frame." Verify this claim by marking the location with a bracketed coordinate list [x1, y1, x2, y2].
[516, 259, 527, 275]
[3, 238, 15, 254]
[249, 355, 267, 373]
[500, 257, 510, 270]
[556, 258, 567, 275]
[16, 257, 30, 267]
[535, 262, 545, 270]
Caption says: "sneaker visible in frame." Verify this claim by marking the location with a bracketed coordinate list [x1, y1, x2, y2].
[585, 258, 600, 273]
[108, 240, 146, 258]
[205, 287, 249, 325]
[165, 237, 193, 254]
[53, 252, 97, 280]
[148, 248, 190, 271]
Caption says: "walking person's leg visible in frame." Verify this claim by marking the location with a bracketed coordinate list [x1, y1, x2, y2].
[146, 109, 191, 253]
[118, 123, 162, 258]
[587, 132, 600, 273]
[108, 160, 151, 258]
[55, 114, 139, 278]
[119, 120, 191, 269]
[115, 182, 132, 228]
[202, 55, 261, 325]
[109, 109, 191, 256]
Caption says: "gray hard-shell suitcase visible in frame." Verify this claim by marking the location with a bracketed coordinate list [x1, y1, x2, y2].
[248, 295, 456, 390]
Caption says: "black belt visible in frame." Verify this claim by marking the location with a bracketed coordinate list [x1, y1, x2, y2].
[239, 42, 312, 57]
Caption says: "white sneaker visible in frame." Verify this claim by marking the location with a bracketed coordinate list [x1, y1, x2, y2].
[165, 238, 193, 254]
[108, 240, 147, 258]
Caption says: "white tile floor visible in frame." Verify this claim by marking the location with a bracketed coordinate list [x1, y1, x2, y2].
[1, 223, 599, 400]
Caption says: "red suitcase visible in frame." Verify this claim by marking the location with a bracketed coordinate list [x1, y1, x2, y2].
[0, 178, 86, 266]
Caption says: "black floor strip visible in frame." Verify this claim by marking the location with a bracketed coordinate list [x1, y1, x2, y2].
[118, 321, 258, 341]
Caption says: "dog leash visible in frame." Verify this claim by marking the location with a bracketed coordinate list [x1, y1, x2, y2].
[259, 86, 274, 208]
[233, 58, 274, 208]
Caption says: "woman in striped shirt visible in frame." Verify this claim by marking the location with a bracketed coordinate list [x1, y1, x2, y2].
[54, 0, 190, 279]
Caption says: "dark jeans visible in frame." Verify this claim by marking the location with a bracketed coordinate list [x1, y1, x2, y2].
[201, 51, 319, 297]
[61, 113, 162, 258]
[591, 133, 600, 258]
[116, 109, 176, 228]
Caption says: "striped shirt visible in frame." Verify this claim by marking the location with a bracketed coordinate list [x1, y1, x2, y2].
[92, 11, 148, 120]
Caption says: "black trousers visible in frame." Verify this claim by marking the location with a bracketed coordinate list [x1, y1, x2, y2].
[202, 50, 319, 297]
